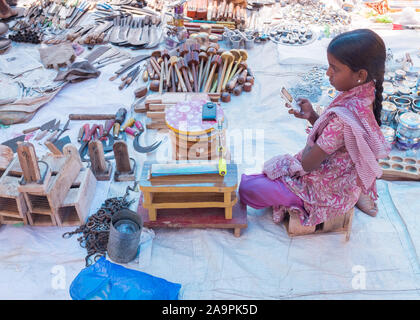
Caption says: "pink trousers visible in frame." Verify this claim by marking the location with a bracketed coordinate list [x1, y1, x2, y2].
[238, 174, 305, 210]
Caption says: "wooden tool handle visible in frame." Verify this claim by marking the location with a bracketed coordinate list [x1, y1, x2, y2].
[46, 130, 59, 142]
[69, 114, 116, 120]
[23, 126, 40, 134]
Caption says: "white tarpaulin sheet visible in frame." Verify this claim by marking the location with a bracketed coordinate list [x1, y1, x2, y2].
[0, 24, 420, 300]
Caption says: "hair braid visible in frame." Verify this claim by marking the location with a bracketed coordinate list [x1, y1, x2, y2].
[373, 77, 384, 127]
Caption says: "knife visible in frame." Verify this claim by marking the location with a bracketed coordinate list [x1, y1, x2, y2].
[49, 119, 70, 143]
[23, 119, 56, 135]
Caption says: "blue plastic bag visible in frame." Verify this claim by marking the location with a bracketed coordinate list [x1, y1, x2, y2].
[70, 257, 181, 300]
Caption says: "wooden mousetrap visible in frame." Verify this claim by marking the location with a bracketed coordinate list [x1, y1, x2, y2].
[282, 208, 354, 241]
[379, 155, 420, 181]
[138, 161, 246, 236]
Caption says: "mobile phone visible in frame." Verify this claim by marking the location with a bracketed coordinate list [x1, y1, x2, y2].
[281, 87, 301, 112]
[202, 102, 217, 121]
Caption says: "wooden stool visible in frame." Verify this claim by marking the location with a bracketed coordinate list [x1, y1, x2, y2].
[138, 161, 247, 236]
[279, 208, 354, 241]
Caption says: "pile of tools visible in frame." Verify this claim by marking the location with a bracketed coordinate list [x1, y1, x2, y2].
[185, 0, 247, 27]
[140, 42, 255, 103]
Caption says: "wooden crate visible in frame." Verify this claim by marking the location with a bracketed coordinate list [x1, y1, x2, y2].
[0, 157, 28, 224]
[282, 208, 354, 241]
[55, 167, 96, 226]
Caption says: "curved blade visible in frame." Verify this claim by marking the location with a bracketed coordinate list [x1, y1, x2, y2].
[133, 134, 162, 153]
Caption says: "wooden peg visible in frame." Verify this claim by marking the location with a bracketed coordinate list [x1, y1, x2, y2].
[88, 140, 112, 181]
[17, 142, 41, 184]
[17, 141, 51, 193]
[113, 140, 136, 181]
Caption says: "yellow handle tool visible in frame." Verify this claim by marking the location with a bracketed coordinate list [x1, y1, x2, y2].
[218, 147, 227, 176]
[121, 117, 136, 131]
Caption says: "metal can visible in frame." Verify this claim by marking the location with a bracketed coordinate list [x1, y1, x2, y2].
[397, 112, 420, 139]
[380, 125, 395, 143]
[393, 96, 412, 113]
[413, 98, 420, 113]
[381, 101, 397, 126]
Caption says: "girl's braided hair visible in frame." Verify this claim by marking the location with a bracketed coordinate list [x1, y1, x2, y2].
[327, 29, 386, 126]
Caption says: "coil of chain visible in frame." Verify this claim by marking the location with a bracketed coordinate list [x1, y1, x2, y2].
[63, 183, 137, 266]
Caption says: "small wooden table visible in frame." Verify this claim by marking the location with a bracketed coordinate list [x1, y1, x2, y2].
[138, 161, 247, 236]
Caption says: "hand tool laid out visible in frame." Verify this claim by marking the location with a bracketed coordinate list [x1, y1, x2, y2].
[69, 114, 116, 121]
[44, 120, 62, 142]
[23, 119, 57, 135]
[44, 136, 72, 156]
[112, 108, 128, 139]
[217, 120, 227, 176]
[118, 65, 141, 90]
[78, 123, 114, 162]
[109, 54, 151, 81]
[124, 120, 164, 153]
[1, 135, 25, 153]
[47, 119, 70, 143]
[33, 119, 59, 141]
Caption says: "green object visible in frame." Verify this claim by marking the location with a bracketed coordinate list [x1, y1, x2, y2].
[0, 121, 10, 129]
[376, 15, 392, 23]
[324, 25, 330, 38]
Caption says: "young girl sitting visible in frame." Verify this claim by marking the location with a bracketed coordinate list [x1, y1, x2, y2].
[239, 29, 391, 227]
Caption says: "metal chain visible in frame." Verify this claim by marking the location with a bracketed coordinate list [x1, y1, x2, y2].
[63, 182, 138, 267]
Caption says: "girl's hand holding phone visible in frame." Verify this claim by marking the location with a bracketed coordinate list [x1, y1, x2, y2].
[286, 98, 314, 120]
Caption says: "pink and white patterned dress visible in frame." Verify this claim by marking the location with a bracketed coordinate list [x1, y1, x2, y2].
[264, 81, 391, 226]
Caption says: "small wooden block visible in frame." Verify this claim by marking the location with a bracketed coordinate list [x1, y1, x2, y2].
[147, 111, 166, 119]
[147, 121, 168, 130]
[138, 198, 247, 237]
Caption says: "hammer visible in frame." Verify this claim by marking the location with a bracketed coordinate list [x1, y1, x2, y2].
[222, 49, 239, 90]
[204, 55, 222, 93]
[170, 56, 187, 92]
[217, 51, 234, 93]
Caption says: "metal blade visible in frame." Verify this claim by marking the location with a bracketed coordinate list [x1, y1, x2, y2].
[54, 119, 70, 142]
[133, 134, 162, 153]
[1, 135, 25, 153]
[53, 136, 71, 153]
[40, 119, 57, 131]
